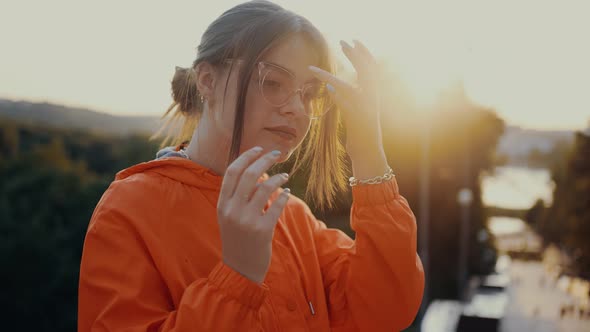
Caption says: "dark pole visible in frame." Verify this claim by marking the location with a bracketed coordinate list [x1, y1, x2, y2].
[418, 112, 431, 319]
[457, 125, 472, 300]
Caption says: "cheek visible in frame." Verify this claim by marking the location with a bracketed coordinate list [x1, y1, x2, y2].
[242, 87, 271, 137]
[244, 86, 268, 116]
[296, 118, 312, 142]
[244, 83, 272, 118]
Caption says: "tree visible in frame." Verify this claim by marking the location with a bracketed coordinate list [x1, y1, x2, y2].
[0, 118, 157, 330]
[539, 132, 590, 278]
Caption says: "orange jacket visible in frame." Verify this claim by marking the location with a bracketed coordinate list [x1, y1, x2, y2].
[78, 156, 424, 331]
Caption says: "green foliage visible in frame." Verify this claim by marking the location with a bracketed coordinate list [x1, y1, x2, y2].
[535, 132, 590, 278]
[0, 118, 158, 330]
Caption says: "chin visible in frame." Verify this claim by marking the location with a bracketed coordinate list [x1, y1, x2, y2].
[250, 141, 298, 162]
[277, 153, 292, 164]
[271, 148, 292, 163]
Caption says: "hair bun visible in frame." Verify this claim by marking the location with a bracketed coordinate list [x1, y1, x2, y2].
[170, 66, 199, 115]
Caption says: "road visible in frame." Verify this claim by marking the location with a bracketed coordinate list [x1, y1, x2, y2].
[501, 260, 589, 332]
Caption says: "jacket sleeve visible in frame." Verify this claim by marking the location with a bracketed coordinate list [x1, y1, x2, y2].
[78, 204, 268, 332]
[310, 178, 424, 331]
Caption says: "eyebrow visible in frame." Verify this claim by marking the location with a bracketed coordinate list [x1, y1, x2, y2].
[264, 61, 321, 84]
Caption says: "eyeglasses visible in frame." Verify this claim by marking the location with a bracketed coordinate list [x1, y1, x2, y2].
[225, 60, 334, 119]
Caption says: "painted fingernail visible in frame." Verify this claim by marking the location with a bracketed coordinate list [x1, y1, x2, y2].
[340, 40, 352, 49]
[281, 172, 290, 179]
[326, 84, 335, 93]
[282, 188, 291, 195]
[271, 150, 281, 156]
[252, 146, 263, 152]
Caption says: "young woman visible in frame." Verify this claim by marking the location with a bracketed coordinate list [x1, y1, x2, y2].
[78, 1, 424, 331]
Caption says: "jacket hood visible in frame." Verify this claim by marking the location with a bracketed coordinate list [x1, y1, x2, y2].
[115, 145, 267, 191]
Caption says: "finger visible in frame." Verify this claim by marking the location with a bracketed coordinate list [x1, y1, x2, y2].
[352, 39, 377, 66]
[219, 146, 264, 204]
[246, 173, 290, 215]
[346, 40, 379, 88]
[260, 188, 290, 230]
[340, 40, 368, 78]
[246, 182, 262, 202]
[308, 66, 354, 94]
[233, 150, 282, 203]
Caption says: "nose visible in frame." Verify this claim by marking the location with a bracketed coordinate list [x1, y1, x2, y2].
[279, 91, 306, 117]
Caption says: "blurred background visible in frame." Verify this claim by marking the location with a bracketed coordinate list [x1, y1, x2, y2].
[1, 0, 589, 331]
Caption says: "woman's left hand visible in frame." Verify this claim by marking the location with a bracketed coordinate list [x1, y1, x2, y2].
[309, 39, 385, 161]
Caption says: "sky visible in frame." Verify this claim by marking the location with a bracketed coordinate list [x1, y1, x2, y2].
[1, 0, 588, 130]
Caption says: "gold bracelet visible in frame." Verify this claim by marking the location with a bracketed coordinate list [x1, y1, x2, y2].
[349, 166, 395, 187]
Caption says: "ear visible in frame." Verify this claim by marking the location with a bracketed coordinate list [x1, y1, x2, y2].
[195, 61, 217, 100]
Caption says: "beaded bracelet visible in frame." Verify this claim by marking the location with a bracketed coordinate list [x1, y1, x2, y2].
[349, 166, 395, 187]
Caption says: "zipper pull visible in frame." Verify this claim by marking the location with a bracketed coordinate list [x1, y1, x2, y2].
[308, 301, 315, 316]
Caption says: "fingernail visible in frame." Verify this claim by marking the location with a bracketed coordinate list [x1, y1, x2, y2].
[308, 65, 320, 72]
[281, 172, 289, 178]
[252, 146, 263, 152]
[271, 150, 281, 156]
[340, 40, 352, 49]
[326, 84, 335, 93]
[282, 188, 291, 195]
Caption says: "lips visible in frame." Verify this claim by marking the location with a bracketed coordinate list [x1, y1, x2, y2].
[266, 126, 297, 140]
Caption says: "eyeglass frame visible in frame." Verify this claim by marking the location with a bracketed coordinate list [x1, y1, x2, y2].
[223, 59, 334, 119]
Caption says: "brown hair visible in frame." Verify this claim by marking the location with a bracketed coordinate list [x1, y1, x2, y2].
[152, 0, 347, 210]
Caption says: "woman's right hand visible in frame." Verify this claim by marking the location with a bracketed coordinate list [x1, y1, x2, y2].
[217, 147, 291, 284]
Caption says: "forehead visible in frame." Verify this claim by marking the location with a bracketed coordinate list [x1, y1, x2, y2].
[261, 34, 321, 81]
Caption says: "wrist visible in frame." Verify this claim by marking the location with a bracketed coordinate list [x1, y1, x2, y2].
[350, 148, 389, 180]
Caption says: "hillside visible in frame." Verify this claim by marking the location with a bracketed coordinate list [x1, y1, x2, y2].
[0, 99, 161, 136]
[497, 125, 575, 165]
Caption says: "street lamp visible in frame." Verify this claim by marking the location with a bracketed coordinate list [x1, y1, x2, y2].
[457, 187, 473, 300]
